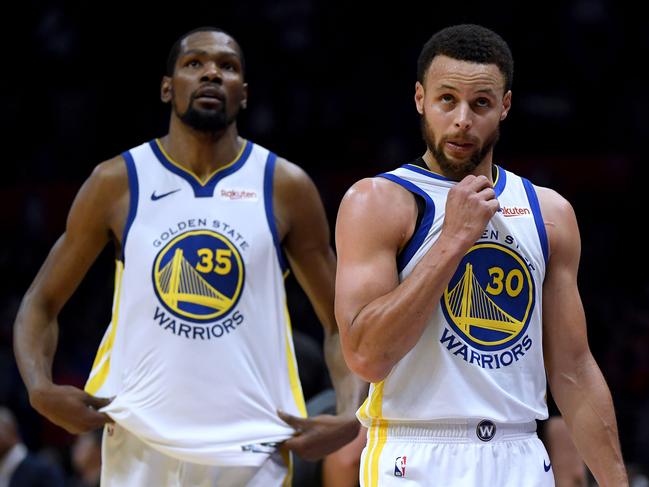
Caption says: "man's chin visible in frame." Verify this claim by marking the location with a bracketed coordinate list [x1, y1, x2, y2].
[438, 156, 481, 179]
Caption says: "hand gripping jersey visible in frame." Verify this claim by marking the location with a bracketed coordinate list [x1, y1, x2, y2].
[84, 139, 306, 466]
[358, 163, 550, 427]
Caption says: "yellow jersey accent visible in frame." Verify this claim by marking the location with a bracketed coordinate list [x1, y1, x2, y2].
[404, 163, 501, 186]
[280, 449, 292, 487]
[362, 381, 386, 487]
[284, 304, 307, 417]
[154, 138, 247, 186]
[85, 261, 124, 395]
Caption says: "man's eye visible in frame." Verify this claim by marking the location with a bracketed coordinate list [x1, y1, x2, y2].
[475, 98, 490, 107]
[441, 95, 454, 103]
[187, 60, 201, 68]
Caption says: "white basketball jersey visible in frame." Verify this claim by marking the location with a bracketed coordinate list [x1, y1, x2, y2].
[85, 139, 306, 466]
[358, 163, 549, 426]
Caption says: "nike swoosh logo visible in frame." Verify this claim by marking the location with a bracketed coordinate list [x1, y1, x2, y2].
[544, 460, 552, 472]
[151, 189, 181, 201]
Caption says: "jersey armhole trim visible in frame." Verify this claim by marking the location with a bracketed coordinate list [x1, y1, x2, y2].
[121, 150, 139, 263]
[263, 152, 288, 273]
[522, 178, 549, 266]
[377, 173, 435, 273]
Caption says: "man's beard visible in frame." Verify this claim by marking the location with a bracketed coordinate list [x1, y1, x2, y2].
[175, 97, 238, 133]
[421, 116, 500, 180]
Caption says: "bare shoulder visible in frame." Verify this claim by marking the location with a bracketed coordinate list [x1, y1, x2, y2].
[340, 176, 418, 223]
[535, 185, 580, 261]
[535, 185, 576, 224]
[337, 177, 418, 252]
[341, 176, 415, 209]
[271, 156, 326, 242]
[274, 156, 315, 194]
[68, 154, 130, 241]
[90, 155, 129, 190]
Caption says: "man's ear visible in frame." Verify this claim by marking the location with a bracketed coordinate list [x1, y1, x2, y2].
[500, 90, 512, 121]
[414, 81, 425, 115]
[161, 76, 172, 103]
[241, 82, 248, 109]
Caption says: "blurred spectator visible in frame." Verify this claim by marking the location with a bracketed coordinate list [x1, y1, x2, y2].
[66, 429, 101, 487]
[0, 406, 65, 487]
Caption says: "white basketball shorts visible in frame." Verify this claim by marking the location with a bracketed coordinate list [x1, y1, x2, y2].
[100, 423, 291, 486]
[360, 419, 555, 486]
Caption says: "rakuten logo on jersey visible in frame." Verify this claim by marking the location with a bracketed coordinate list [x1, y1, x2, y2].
[220, 189, 259, 202]
[499, 206, 531, 217]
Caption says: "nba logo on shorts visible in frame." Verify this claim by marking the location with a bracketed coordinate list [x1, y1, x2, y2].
[394, 456, 407, 477]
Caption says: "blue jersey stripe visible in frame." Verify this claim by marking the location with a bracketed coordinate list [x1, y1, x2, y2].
[149, 140, 253, 198]
[263, 152, 288, 273]
[402, 164, 450, 181]
[121, 150, 139, 263]
[522, 178, 549, 266]
[403, 164, 507, 197]
[492, 165, 507, 197]
[377, 173, 436, 273]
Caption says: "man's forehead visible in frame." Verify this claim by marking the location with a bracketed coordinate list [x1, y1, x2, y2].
[180, 31, 240, 57]
[425, 55, 505, 91]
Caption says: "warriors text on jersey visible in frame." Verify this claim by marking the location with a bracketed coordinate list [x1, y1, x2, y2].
[84, 139, 306, 466]
[358, 161, 549, 426]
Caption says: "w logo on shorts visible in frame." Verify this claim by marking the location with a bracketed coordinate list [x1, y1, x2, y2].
[394, 456, 407, 477]
[476, 420, 497, 441]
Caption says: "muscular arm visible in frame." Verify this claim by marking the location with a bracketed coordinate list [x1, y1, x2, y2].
[13, 157, 128, 434]
[539, 187, 627, 486]
[335, 175, 498, 382]
[273, 158, 366, 459]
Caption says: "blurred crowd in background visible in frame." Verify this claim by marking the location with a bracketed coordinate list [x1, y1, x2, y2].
[1, 1, 649, 484]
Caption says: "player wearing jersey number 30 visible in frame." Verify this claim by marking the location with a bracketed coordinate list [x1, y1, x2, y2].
[335, 24, 627, 486]
[14, 26, 365, 486]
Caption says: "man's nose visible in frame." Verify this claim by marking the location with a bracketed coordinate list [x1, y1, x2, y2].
[201, 62, 223, 83]
[454, 102, 472, 131]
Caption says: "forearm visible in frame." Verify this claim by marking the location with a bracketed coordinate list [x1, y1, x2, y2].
[13, 292, 59, 395]
[345, 235, 465, 380]
[550, 354, 627, 486]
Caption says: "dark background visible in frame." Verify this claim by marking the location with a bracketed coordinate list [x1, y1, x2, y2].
[1, 0, 648, 479]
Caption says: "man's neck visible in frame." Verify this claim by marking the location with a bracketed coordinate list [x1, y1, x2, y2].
[422, 149, 494, 183]
[161, 120, 244, 182]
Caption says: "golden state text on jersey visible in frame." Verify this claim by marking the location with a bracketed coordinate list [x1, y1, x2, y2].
[150, 222, 247, 340]
[440, 240, 536, 369]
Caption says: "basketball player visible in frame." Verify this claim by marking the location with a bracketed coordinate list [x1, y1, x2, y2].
[334, 24, 627, 486]
[13, 27, 365, 485]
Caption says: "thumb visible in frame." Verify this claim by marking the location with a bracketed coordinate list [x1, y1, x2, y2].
[277, 409, 306, 431]
[86, 394, 114, 410]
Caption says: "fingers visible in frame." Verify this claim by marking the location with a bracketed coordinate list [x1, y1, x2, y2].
[277, 410, 306, 433]
[85, 394, 113, 410]
[462, 174, 493, 192]
[73, 394, 113, 432]
[82, 410, 111, 431]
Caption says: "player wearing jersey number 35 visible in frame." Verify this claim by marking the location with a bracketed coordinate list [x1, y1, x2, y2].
[13, 26, 365, 486]
[335, 24, 627, 487]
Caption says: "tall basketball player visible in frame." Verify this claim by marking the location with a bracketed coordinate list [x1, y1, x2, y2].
[334, 24, 627, 486]
[14, 27, 365, 486]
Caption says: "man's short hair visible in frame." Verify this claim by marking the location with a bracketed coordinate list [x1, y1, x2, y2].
[166, 26, 245, 76]
[417, 24, 513, 91]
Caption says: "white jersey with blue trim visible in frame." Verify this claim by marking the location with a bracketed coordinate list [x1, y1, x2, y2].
[358, 162, 549, 426]
[84, 139, 306, 466]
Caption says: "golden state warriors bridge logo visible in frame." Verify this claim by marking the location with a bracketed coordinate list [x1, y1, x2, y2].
[152, 230, 244, 323]
[440, 242, 535, 368]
